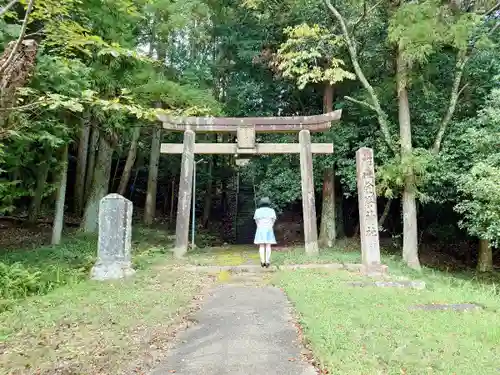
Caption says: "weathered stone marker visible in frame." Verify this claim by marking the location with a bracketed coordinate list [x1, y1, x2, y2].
[299, 129, 319, 256]
[174, 129, 195, 258]
[91, 193, 135, 280]
[356, 147, 381, 269]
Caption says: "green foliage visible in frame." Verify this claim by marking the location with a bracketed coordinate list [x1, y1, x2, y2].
[377, 148, 434, 201]
[274, 23, 355, 89]
[456, 162, 500, 245]
[0, 262, 43, 308]
[388, 0, 481, 66]
[0, 236, 95, 312]
[389, 1, 448, 65]
[454, 88, 500, 245]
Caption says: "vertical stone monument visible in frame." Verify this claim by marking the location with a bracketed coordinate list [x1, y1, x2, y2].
[91, 193, 135, 280]
[355, 147, 382, 273]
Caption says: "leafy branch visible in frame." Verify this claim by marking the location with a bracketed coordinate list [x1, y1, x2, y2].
[0, 0, 18, 17]
[433, 49, 469, 153]
[4, 88, 212, 123]
[324, 0, 395, 153]
[0, 0, 35, 75]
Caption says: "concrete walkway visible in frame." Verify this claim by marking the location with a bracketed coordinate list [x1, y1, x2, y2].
[150, 284, 316, 375]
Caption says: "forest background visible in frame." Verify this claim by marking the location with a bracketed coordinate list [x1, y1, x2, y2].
[0, 0, 499, 273]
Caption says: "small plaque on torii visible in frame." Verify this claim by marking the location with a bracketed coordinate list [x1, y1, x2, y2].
[237, 124, 255, 150]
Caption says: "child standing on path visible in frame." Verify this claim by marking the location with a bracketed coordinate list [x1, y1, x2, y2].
[253, 197, 277, 268]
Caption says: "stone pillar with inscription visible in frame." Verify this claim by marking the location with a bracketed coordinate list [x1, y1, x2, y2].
[299, 129, 319, 256]
[355, 147, 381, 271]
[174, 129, 195, 258]
[91, 194, 135, 280]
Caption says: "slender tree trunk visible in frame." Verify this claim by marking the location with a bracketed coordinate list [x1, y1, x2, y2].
[169, 178, 175, 223]
[111, 158, 120, 192]
[81, 134, 113, 233]
[433, 49, 468, 153]
[28, 149, 51, 224]
[397, 49, 420, 269]
[378, 199, 392, 229]
[477, 239, 493, 272]
[118, 126, 141, 195]
[143, 37, 166, 225]
[163, 181, 169, 214]
[51, 144, 68, 245]
[74, 114, 90, 215]
[319, 83, 337, 247]
[324, 0, 395, 152]
[336, 181, 345, 238]
[319, 168, 336, 247]
[84, 125, 99, 204]
[129, 152, 143, 200]
[144, 124, 161, 225]
[202, 155, 213, 228]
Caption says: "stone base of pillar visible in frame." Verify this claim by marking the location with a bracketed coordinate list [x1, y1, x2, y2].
[174, 246, 188, 259]
[90, 261, 135, 281]
[305, 241, 319, 256]
[360, 264, 388, 277]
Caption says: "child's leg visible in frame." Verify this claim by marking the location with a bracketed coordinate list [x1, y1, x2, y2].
[259, 244, 265, 264]
[265, 243, 272, 264]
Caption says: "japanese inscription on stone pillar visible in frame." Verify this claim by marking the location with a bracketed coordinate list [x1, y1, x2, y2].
[356, 147, 381, 266]
[91, 193, 135, 280]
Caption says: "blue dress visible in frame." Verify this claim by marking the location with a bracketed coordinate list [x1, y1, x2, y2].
[253, 207, 277, 245]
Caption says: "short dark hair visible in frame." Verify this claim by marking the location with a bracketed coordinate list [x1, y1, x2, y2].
[257, 197, 271, 208]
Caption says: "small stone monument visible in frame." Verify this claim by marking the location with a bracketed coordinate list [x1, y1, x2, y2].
[356, 147, 382, 273]
[91, 193, 135, 280]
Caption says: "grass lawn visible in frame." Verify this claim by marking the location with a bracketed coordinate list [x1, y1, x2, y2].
[274, 264, 500, 375]
[0, 227, 212, 374]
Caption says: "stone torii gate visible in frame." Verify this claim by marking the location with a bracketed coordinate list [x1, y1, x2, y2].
[158, 110, 342, 258]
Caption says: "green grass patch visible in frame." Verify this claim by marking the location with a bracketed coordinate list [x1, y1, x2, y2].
[275, 263, 500, 375]
[0, 268, 211, 374]
[0, 226, 175, 312]
[0, 226, 209, 374]
[272, 244, 362, 265]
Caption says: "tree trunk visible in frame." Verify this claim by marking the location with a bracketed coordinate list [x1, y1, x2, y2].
[111, 158, 121, 192]
[84, 125, 99, 204]
[118, 126, 141, 196]
[477, 239, 493, 272]
[319, 168, 336, 248]
[51, 144, 68, 245]
[81, 133, 113, 233]
[202, 155, 213, 228]
[336, 182, 345, 238]
[169, 178, 175, 223]
[74, 114, 90, 215]
[397, 49, 420, 269]
[28, 149, 51, 224]
[319, 83, 337, 247]
[144, 124, 161, 225]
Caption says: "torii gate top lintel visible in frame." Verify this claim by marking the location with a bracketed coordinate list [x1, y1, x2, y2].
[157, 109, 342, 133]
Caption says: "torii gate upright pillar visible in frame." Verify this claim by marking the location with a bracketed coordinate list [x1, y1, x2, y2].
[299, 130, 319, 256]
[174, 130, 195, 258]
